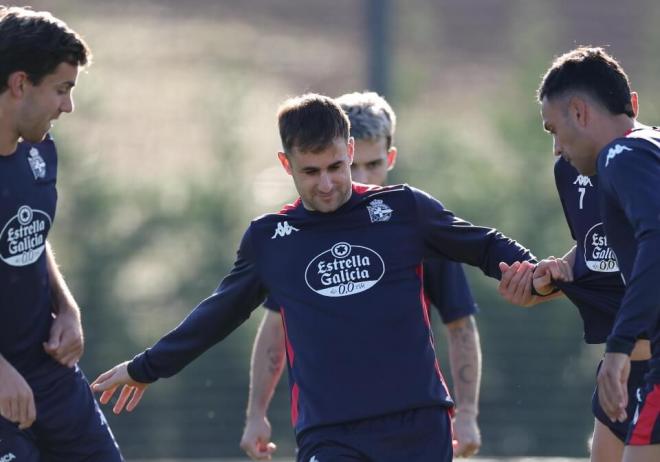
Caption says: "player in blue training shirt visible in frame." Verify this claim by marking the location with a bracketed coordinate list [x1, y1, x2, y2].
[499, 149, 651, 461]
[240, 92, 482, 460]
[92, 93, 565, 462]
[0, 6, 123, 462]
[535, 47, 659, 462]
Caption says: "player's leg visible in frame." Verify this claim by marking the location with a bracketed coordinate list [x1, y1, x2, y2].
[0, 417, 40, 462]
[622, 445, 660, 462]
[592, 378, 628, 461]
[590, 419, 624, 462]
[34, 368, 123, 462]
[590, 359, 649, 461]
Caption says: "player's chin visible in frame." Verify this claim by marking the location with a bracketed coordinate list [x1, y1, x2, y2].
[574, 162, 596, 176]
[312, 196, 341, 213]
[22, 129, 48, 144]
[314, 203, 340, 213]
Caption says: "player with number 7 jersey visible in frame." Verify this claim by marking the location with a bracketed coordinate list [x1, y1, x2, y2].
[548, 156, 650, 449]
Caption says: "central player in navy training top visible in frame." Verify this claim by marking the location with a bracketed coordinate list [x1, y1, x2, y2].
[92, 93, 564, 462]
[533, 47, 659, 462]
[240, 92, 482, 460]
[0, 6, 123, 462]
[498, 80, 651, 461]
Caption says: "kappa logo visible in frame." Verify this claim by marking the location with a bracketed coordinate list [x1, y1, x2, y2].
[309, 456, 320, 462]
[605, 144, 632, 167]
[573, 175, 593, 187]
[366, 199, 393, 223]
[271, 221, 299, 239]
[0, 453, 16, 462]
[27, 147, 46, 179]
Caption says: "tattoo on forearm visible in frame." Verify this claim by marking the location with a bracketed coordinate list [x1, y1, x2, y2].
[448, 318, 480, 388]
[266, 346, 284, 375]
[458, 364, 475, 384]
[449, 327, 476, 351]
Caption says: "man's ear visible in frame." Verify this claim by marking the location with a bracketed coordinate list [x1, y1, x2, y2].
[568, 95, 589, 128]
[630, 91, 639, 118]
[386, 147, 398, 171]
[277, 151, 292, 175]
[347, 137, 355, 164]
[6, 71, 29, 98]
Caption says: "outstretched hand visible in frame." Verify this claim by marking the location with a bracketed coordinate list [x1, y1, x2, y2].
[91, 361, 148, 415]
[498, 261, 537, 306]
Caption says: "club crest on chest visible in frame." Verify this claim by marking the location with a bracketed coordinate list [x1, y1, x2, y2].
[27, 147, 46, 180]
[366, 199, 393, 223]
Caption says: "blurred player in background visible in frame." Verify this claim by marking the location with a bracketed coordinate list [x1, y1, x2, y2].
[240, 91, 482, 460]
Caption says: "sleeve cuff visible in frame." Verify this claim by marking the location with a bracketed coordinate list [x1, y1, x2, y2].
[605, 337, 635, 355]
[263, 302, 280, 312]
[127, 351, 159, 384]
[530, 281, 560, 297]
[439, 305, 479, 324]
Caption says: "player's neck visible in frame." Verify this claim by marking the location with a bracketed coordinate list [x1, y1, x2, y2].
[594, 114, 635, 154]
[0, 101, 20, 156]
[0, 126, 19, 156]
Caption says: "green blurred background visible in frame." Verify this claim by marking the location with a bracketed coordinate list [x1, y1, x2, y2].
[19, 0, 660, 459]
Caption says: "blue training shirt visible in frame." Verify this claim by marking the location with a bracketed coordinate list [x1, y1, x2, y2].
[264, 256, 478, 324]
[599, 126, 660, 383]
[422, 258, 478, 323]
[553, 157, 625, 344]
[0, 136, 67, 382]
[127, 184, 534, 434]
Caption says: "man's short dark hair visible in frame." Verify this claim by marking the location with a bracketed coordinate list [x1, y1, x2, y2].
[538, 46, 634, 117]
[0, 6, 91, 93]
[277, 93, 351, 155]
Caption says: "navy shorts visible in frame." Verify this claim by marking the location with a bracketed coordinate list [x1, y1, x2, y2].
[0, 367, 123, 462]
[592, 359, 649, 442]
[626, 382, 660, 445]
[296, 406, 453, 462]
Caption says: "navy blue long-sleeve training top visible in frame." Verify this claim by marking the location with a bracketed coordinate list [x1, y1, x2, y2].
[264, 247, 478, 324]
[554, 157, 625, 344]
[0, 136, 69, 383]
[599, 126, 660, 383]
[128, 184, 534, 434]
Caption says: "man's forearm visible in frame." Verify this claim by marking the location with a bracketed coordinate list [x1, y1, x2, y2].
[246, 311, 286, 418]
[561, 245, 577, 268]
[446, 315, 481, 414]
[45, 241, 79, 315]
